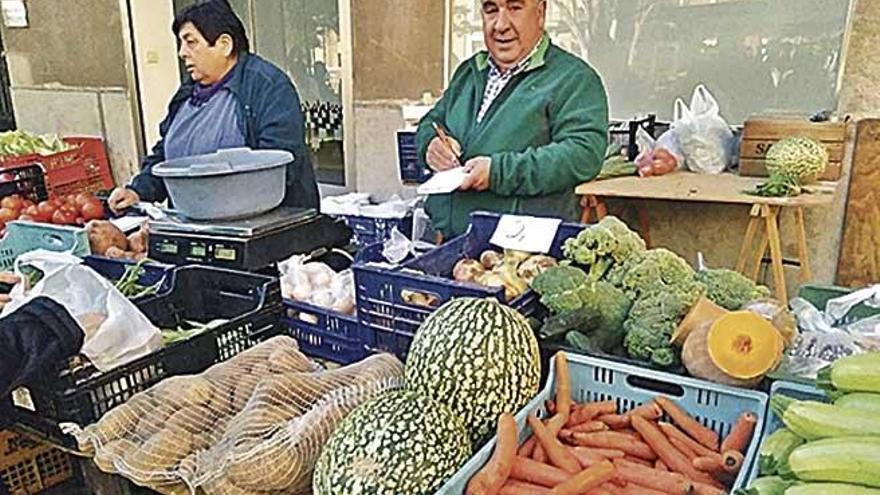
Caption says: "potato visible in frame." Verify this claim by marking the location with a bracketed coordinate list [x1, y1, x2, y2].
[124, 429, 193, 473]
[201, 475, 263, 495]
[165, 405, 216, 435]
[91, 404, 139, 444]
[479, 250, 504, 270]
[86, 220, 128, 255]
[152, 376, 215, 408]
[93, 438, 136, 474]
[453, 258, 485, 283]
[268, 345, 317, 374]
[127, 228, 148, 254]
[227, 437, 305, 490]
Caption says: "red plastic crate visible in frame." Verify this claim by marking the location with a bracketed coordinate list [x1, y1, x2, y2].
[0, 136, 114, 197]
[0, 429, 74, 495]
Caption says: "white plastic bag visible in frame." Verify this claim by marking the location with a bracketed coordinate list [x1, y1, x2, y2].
[1, 250, 162, 372]
[634, 126, 683, 177]
[674, 85, 735, 174]
[277, 252, 356, 315]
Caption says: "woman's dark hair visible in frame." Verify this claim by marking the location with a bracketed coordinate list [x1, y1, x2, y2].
[173, 0, 250, 54]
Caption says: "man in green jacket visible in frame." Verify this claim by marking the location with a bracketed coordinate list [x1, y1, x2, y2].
[417, 0, 609, 239]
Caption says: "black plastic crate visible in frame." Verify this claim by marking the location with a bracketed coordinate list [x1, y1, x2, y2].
[7, 265, 283, 449]
[83, 256, 174, 294]
[0, 164, 48, 203]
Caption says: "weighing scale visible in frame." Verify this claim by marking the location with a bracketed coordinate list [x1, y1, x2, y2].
[147, 207, 351, 271]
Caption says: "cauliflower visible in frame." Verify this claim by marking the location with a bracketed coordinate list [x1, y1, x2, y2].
[562, 216, 646, 282]
[696, 268, 771, 310]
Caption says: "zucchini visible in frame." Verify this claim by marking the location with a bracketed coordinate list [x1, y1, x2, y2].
[770, 395, 880, 440]
[778, 437, 880, 488]
[735, 476, 796, 495]
[817, 353, 880, 397]
[834, 392, 880, 414]
[759, 428, 804, 475]
[785, 484, 880, 495]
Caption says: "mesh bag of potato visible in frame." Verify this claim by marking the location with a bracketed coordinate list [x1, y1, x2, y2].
[76, 336, 404, 495]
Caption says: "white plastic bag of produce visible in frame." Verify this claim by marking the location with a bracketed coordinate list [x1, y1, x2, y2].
[76, 336, 404, 495]
[634, 125, 683, 177]
[674, 84, 735, 174]
[1, 249, 161, 371]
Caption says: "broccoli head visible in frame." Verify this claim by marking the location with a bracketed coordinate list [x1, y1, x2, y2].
[531, 265, 591, 314]
[621, 292, 690, 368]
[696, 268, 772, 310]
[581, 281, 632, 353]
[607, 248, 704, 306]
[562, 216, 646, 281]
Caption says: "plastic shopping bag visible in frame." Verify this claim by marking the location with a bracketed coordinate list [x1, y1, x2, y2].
[1, 250, 161, 371]
[634, 125, 684, 178]
[674, 84, 736, 174]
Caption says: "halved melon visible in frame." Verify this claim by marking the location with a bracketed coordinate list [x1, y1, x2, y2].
[672, 296, 728, 346]
[707, 311, 784, 380]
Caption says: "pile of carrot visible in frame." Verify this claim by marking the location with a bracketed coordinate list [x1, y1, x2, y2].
[466, 352, 758, 495]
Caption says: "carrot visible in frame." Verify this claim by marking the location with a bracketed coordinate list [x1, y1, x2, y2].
[657, 422, 720, 458]
[692, 455, 725, 475]
[600, 483, 625, 495]
[567, 401, 617, 427]
[528, 415, 581, 474]
[500, 480, 551, 495]
[721, 450, 744, 474]
[622, 455, 653, 467]
[555, 353, 572, 422]
[613, 429, 641, 440]
[535, 413, 570, 461]
[654, 459, 668, 471]
[510, 456, 569, 488]
[567, 446, 624, 469]
[548, 461, 616, 495]
[586, 487, 613, 495]
[569, 432, 656, 461]
[467, 413, 518, 495]
[569, 421, 609, 433]
[655, 396, 719, 451]
[625, 401, 663, 421]
[692, 481, 727, 495]
[598, 414, 630, 429]
[630, 415, 718, 486]
[721, 412, 757, 454]
[533, 444, 548, 464]
[571, 447, 625, 459]
[545, 400, 557, 416]
[668, 436, 698, 461]
[519, 436, 538, 458]
[618, 484, 668, 495]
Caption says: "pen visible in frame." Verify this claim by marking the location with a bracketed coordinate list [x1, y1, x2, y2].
[432, 122, 462, 159]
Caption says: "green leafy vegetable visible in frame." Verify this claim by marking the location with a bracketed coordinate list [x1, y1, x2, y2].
[561, 216, 646, 282]
[696, 268, 771, 310]
[0, 130, 74, 157]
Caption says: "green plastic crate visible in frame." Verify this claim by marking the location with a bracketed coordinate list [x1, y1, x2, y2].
[798, 283, 880, 323]
[0, 221, 90, 270]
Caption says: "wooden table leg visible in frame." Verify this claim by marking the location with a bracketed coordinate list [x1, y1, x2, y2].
[764, 205, 788, 302]
[736, 204, 763, 274]
[594, 196, 608, 219]
[636, 201, 652, 249]
[795, 206, 813, 283]
[579, 196, 592, 224]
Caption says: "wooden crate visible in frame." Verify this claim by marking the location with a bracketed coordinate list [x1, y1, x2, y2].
[0, 429, 74, 495]
[739, 118, 848, 181]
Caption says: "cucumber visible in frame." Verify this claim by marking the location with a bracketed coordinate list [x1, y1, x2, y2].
[817, 353, 880, 396]
[759, 428, 804, 475]
[735, 476, 796, 495]
[834, 392, 880, 414]
[770, 395, 880, 440]
[785, 484, 880, 495]
[778, 437, 880, 488]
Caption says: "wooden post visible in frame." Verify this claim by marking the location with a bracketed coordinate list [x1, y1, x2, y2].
[736, 204, 762, 275]
[764, 205, 788, 302]
[795, 207, 813, 283]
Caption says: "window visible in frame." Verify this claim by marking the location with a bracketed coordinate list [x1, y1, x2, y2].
[450, 0, 852, 123]
[174, 0, 348, 186]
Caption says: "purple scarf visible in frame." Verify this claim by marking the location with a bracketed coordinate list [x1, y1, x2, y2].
[190, 69, 235, 107]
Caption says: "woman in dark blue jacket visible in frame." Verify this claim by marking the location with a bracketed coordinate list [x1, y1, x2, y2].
[108, 0, 319, 213]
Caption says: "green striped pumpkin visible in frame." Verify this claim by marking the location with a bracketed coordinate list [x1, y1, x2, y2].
[405, 297, 541, 445]
[312, 390, 470, 495]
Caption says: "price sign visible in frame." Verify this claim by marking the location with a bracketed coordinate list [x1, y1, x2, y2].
[489, 215, 561, 253]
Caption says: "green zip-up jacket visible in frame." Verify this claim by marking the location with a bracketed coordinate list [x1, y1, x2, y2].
[417, 36, 609, 238]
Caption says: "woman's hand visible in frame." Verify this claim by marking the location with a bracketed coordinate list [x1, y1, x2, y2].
[0, 272, 20, 310]
[108, 187, 140, 214]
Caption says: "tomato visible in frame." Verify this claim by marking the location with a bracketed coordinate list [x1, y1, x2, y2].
[37, 201, 57, 221]
[0, 207, 17, 223]
[21, 199, 35, 209]
[17, 214, 35, 222]
[50, 198, 64, 208]
[52, 209, 76, 225]
[81, 200, 104, 221]
[75, 216, 85, 226]
[1, 195, 22, 211]
[74, 192, 95, 209]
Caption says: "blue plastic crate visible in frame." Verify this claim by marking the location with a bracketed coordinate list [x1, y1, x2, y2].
[281, 298, 368, 364]
[83, 255, 174, 293]
[353, 211, 583, 360]
[437, 353, 769, 493]
[343, 214, 413, 249]
[744, 380, 825, 485]
[397, 130, 429, 184]
[0, 221, 89, 271]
